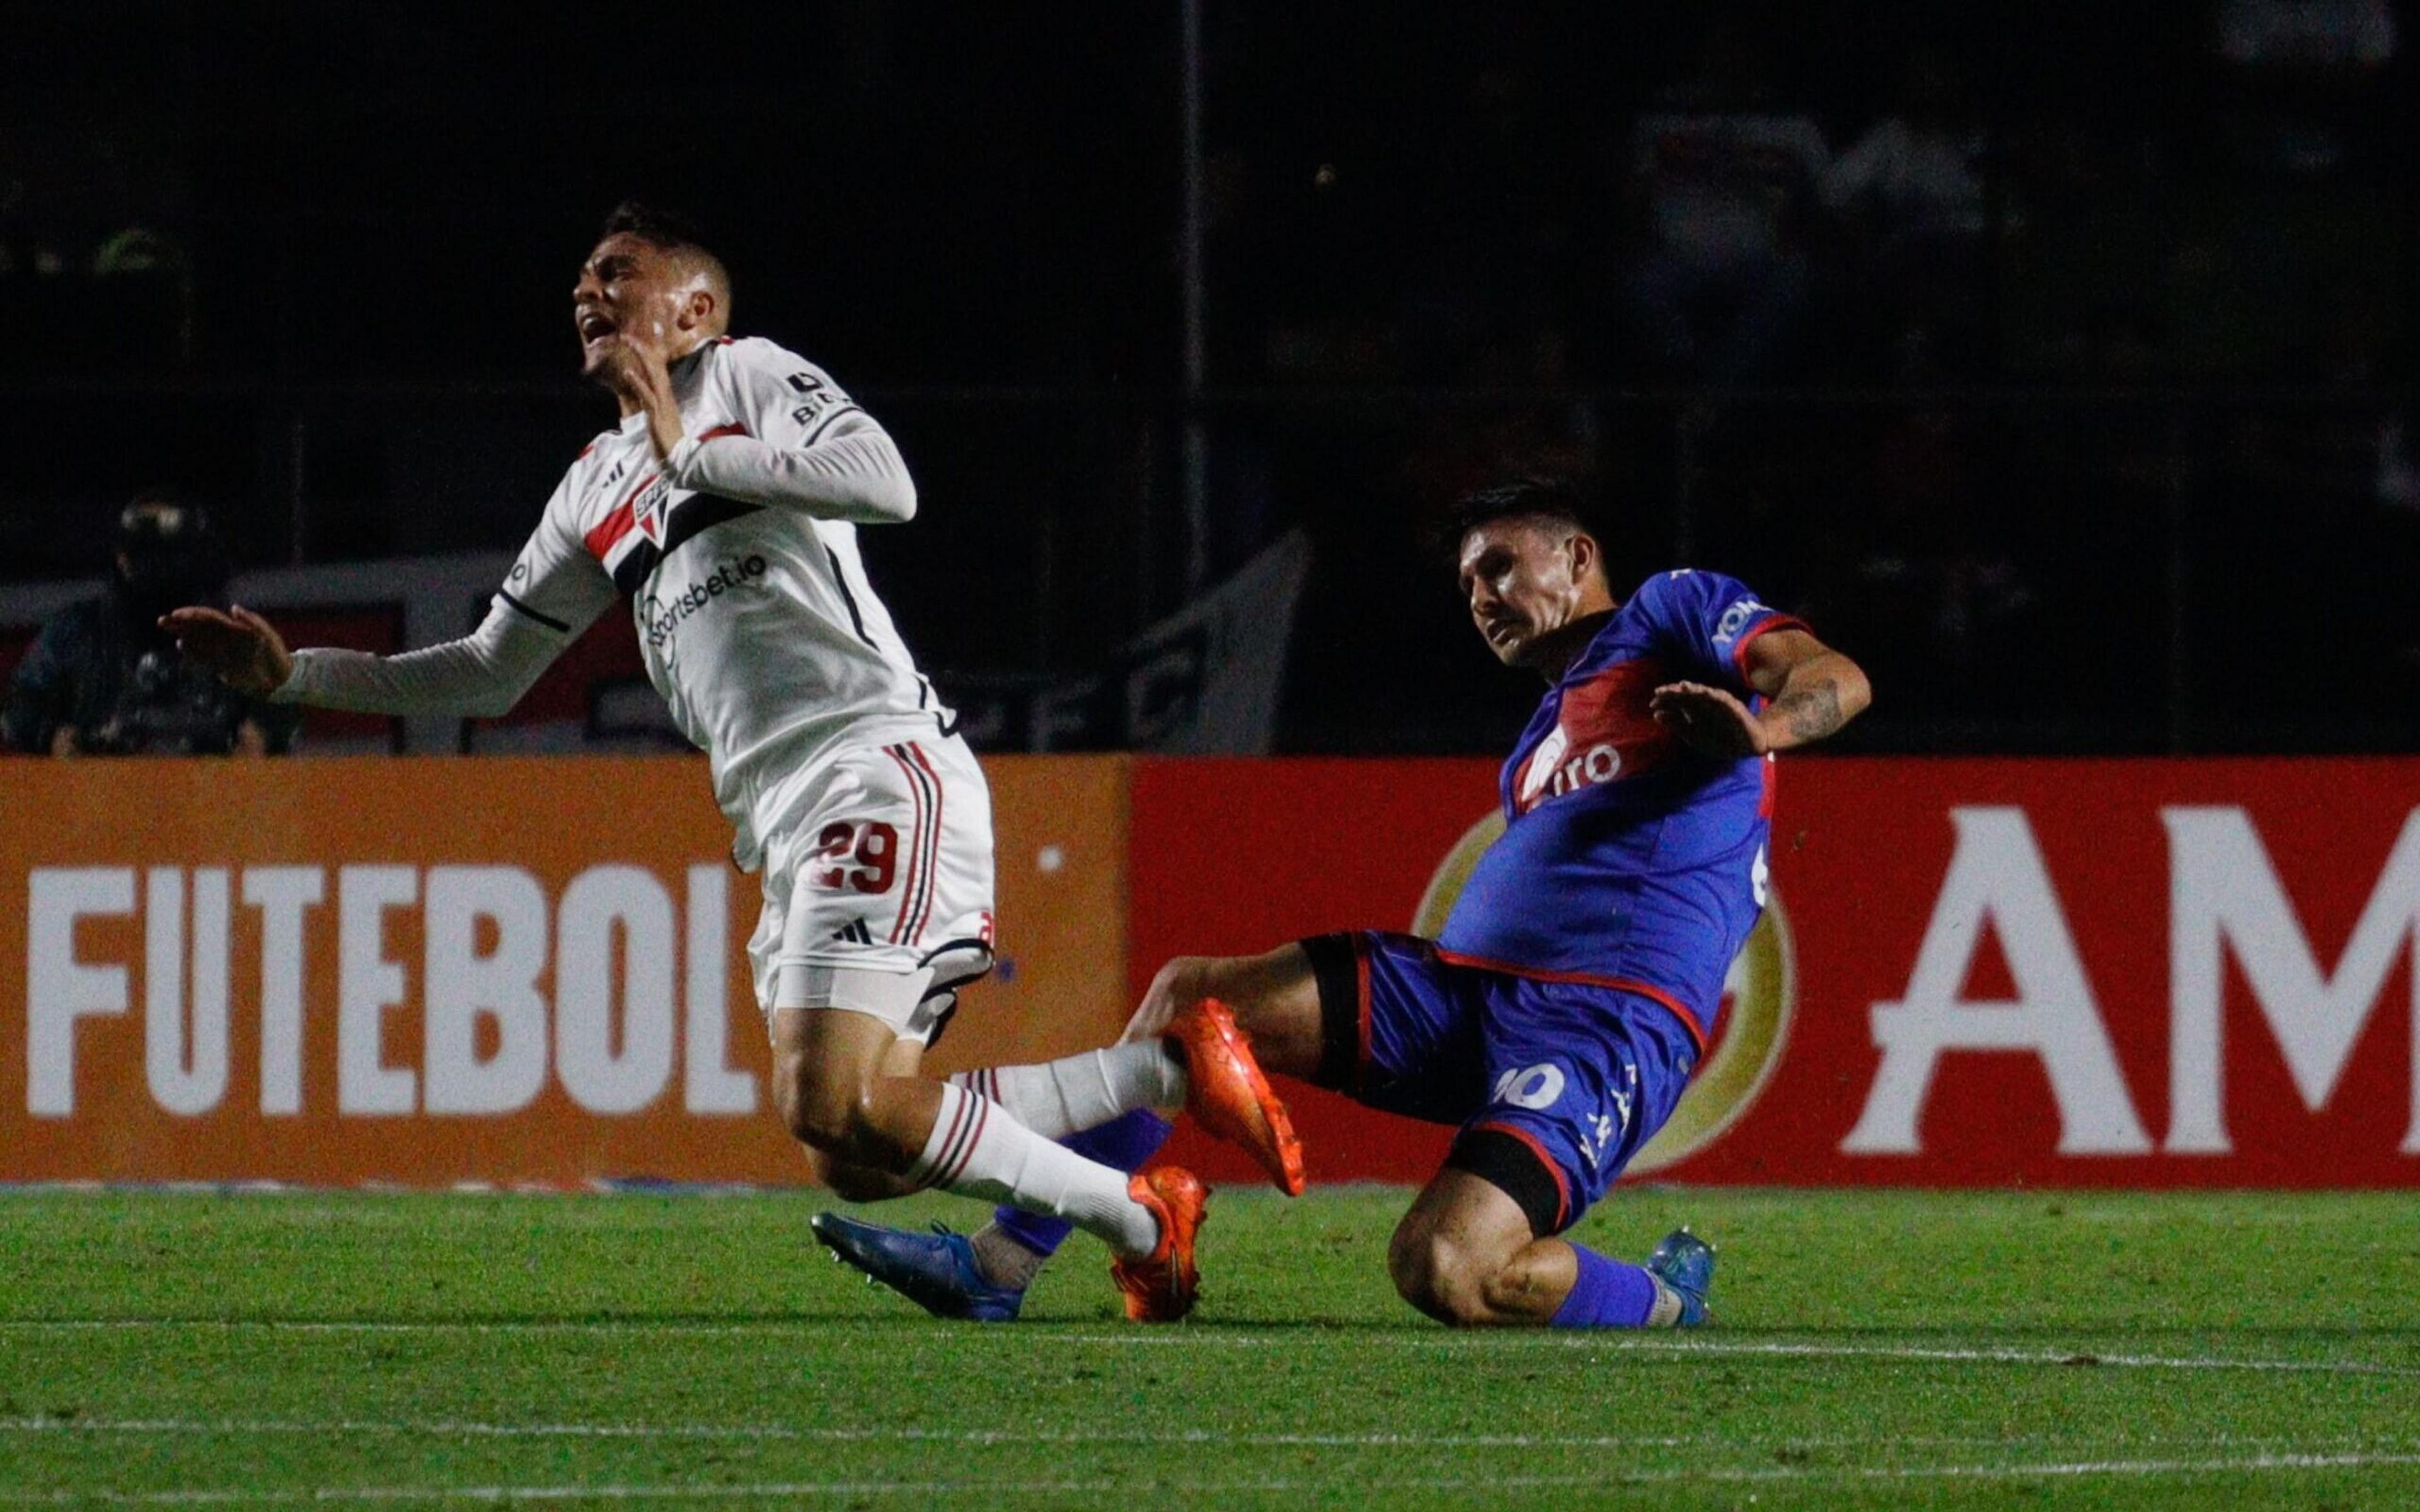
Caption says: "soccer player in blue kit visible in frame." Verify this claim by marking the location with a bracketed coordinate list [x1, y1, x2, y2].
[818, 478, 1869, 1327]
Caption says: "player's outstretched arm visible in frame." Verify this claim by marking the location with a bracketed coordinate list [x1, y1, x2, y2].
[164, 598, 570, 719]
[1651, 629, 1870, 757]
[159, 605, 292, 697]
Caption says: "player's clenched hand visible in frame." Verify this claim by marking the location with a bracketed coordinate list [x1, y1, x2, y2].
[597, 330, 672, 406]
[159, 605, 294, 697]
[1651, 680, 1768, 758]
[598, 345, 672, 416]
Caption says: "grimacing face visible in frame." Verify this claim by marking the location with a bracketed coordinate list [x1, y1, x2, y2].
[1456, 516, 1601, 668]
[571, 232, 703, 379]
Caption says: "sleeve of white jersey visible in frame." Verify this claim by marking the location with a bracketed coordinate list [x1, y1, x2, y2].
[273, 469, 616, 717]
[657, 340, 917, 524]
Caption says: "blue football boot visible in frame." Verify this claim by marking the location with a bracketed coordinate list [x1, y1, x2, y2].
[811, 1211, 1028, 1323]
[1644, 1227, 1715, 1326]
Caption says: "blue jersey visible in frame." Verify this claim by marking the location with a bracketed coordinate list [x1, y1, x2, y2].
[1436, 570, 1804, 1048]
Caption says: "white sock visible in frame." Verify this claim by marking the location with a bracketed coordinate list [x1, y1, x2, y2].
[1644, 1275, 1686, 1329]
[909, 1082, 1160, 1258]
[952, 1042, 1187, 1140]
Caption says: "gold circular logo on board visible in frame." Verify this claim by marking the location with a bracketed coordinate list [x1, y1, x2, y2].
[1410, 811, 1795, 1175]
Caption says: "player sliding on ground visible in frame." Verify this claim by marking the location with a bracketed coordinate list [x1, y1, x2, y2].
[162, 202, 1306, 1322]
[819, 477, 1870, 1327]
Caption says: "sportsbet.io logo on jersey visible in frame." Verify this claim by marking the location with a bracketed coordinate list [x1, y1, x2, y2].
[1412, 811, 1795, 1176]
[643, 555, 769, 648]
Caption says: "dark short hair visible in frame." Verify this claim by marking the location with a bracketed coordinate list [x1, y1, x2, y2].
[598, 200, 716, 256]
[1436, 477, 1598, 558]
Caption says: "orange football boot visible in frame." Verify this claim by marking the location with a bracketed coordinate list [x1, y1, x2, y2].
[1164, 998, 1306, 1195]
[1109, 1166, 1209, 1323]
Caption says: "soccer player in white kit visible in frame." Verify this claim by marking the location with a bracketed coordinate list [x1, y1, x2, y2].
[164, 203, 1302, 1320]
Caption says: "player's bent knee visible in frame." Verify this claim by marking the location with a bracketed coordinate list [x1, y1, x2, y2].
[770, 1060, 814, 1145]
[1387, 1227, 1491, 1327]
[779, 1065, 882, 1161]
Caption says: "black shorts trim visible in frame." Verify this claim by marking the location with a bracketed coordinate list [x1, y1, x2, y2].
[1299, 932, 1363, 1092]
[909, 938, 993, 1049]
[916, 936, 995, 980]
[1444, 1125, 1569, 1237]
[911, 991, 963, 1048]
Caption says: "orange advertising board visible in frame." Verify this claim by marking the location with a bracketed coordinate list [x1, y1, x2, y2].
[3, 756, 1130, 1186]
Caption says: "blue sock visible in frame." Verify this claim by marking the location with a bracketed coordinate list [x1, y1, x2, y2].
[989, 1108, 1173, 1257]
[1548, 1243, 1659, 1328]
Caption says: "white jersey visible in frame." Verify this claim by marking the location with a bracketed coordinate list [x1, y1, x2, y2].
[492, 338, 954, 867]
[276, 334, 996, 1005]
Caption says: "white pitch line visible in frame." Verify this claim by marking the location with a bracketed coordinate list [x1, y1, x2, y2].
[1053, 1332, 2420, 1377]
[0, 1418, 2401, 1456]
[0, 1418, 1703, 1450]
[0, 1320, 786, 1337]
[8, 1455, 2420, 1505]
[1499, 1336, 2420, 1377]
[6, 1319, 2416, 1378]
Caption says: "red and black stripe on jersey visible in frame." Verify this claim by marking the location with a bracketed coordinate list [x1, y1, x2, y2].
[584, 490, 766, 597]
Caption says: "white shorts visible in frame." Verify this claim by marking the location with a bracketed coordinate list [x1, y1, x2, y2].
[747, 733, 996, 1043]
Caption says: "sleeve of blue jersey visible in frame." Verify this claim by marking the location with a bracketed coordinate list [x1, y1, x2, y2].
[1640, 570, 1807, 690]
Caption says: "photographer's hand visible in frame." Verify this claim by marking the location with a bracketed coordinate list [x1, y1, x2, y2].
[159, 605, 294, 699]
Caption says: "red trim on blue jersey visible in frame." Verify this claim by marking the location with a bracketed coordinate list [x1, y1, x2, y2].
[1431, 948, 1710, 1054]
[1732, 614, 1805, 820]
[1510, 657, 1679, 815]
[1728, 614, 1811, 680]
[1353, 933, 1374, 1096]
[1472, 1120, 1570, 1231]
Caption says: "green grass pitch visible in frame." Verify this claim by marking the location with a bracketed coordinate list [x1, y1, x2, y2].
[4, 1187, 2418, 1508]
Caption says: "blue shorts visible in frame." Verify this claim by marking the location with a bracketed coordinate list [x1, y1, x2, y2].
[1299, 931, 1702, 1234]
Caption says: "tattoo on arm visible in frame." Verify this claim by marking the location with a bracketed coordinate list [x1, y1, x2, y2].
[1773, 676, 1844, 743]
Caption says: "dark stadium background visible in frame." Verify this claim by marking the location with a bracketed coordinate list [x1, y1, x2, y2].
[5, 0, 2415, 755]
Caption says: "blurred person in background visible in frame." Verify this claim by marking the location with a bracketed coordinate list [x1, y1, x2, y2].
[4, 490, 295, 757]
[2215, 0, 2397, 177]
[1820, 42, 1993, 378]
[1616, 18, 1828, 385]
[1822, 45, 1988, 255]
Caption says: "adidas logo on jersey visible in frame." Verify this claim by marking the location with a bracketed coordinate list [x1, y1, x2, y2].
[642, 554, 770, 648]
